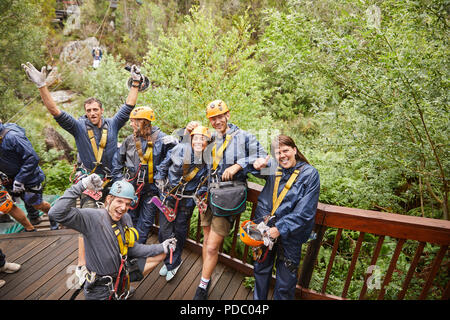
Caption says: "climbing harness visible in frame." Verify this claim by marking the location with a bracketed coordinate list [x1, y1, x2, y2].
[240, 165, 304, 262]
[87, 127, 108, 174]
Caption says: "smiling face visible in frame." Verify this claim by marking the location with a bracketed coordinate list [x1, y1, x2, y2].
[84, 101, 103, 127]
[106, 195, 133, 221]
[208, 112, 230, 135]
[191, 134, 208, 154]
[274, 144, 298, 169]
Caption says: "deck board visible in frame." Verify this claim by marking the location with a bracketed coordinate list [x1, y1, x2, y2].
[0, 229, 255, 300]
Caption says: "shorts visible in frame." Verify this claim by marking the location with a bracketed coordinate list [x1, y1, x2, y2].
[199, 207, 234, 237]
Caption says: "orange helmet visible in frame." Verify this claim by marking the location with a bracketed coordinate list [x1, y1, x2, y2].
[130, 106, 156, 122]
[190, 125, 211, 140]
[239, 220, 264, 247]
[0, 190, 13, 214]
[206, 100, 229, 118]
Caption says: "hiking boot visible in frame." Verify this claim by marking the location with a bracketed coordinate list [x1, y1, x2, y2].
[0, 262, 21, 274]
[193, 281, 210, 300]
[29, 216, 42, 226]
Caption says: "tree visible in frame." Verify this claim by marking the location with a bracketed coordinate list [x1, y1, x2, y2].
[258, 0, 449, 219]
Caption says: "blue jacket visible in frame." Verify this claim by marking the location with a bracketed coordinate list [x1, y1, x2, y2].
[207, 123, 266, 183]
[0, 122, 45, 186]
[112, 126, 178, 195]
[155, 142, 209, 207]
[54, 103, 134, 175]
[254, 160, 320, 261]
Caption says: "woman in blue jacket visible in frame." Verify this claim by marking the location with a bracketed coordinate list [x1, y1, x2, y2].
[154, 126, 210, 281]
[251, 135, 320, 300]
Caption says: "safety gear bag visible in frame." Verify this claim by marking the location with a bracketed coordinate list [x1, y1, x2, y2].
[209, 180, 247, 217]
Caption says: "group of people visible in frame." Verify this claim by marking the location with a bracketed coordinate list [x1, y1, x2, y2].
[0, 61, 320, 300]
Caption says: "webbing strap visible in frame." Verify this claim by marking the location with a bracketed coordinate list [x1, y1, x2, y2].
[111, 223, 138, 257]
[87, 128, 108, 173]
[212, 135, 232, 171]
[271, 167, 301, 216]
[135, 138, 154, 183]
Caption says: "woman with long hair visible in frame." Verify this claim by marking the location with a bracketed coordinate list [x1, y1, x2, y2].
[250, 134, 320, 300]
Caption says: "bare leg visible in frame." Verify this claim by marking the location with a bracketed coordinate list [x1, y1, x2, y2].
[201, 229, 223, 280]
[142, 253, 166, 276]
[33, 201, 51, 213]
[201, 225, 211, 262]
[7, 205, 34, 231]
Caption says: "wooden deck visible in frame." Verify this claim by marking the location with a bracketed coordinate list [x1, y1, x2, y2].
[0, 228, 255, 300]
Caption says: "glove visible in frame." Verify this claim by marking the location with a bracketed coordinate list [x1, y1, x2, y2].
[81, 174, 103, 191]
[256, 221, 274, 250]
[22, 62, 47, 88]
[12, 180, 25, 193]
[130, 64, 142, 82]
[162, 237, 177, 254]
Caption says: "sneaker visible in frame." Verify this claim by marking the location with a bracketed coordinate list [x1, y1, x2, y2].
[159, 264, 168, 277]
[0, 279, 5, 288]
[166, 263, 181, 282]
[0, 262, 21, 274]
[193, 281, 211, 300]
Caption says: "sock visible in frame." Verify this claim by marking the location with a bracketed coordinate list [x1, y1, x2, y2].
[199, 277, 210, 290]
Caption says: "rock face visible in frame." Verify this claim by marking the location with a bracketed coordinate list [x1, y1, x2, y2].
[49, 90, 77, 104]
[43, 126, 74, 162]
[60, 37, 104, 68]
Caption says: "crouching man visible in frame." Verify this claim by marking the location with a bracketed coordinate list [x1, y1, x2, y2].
[48, 175, 176, 300]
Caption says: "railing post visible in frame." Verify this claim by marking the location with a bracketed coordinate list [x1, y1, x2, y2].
[298, 224, 327, 289]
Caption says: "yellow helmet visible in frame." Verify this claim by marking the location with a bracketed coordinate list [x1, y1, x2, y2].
[130, 106, 155, 122]
[239, 220, 264, 247]
[190, 125, 211, 140]
[206, 100, 229, 118]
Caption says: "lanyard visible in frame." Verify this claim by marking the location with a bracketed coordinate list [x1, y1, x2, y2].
[271, 166, 304, 216]
[135, 137, 154, 183]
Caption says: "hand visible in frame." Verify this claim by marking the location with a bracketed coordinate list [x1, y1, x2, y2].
[184, 121, 200, 135]
[162, 237, 177, 254]
[269, 227, 280, 239]
[81, 174, 103, 191]
[12, 180, 25, 193]
[221, 164, 242, 181]
[130, 64, 142, 82]
[253, 155, 270, 170]
[22, 62, 47, 88]
[155, 179, 165, 193]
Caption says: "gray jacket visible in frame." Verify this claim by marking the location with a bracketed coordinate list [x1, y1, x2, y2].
[48, 181, 164, 276]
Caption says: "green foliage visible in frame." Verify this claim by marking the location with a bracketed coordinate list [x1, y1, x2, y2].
[140, 7, 271, 133]
[258, 0, 449, 218]
[0, 0, 54, 121]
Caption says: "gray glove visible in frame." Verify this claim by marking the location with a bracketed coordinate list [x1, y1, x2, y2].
[130, 64, 142, 82]
[22, 62, 47, 88]
[12, 180, 25, 193]
[155, 179, 165, 193]
[162, 237, 177, 254]
[81, 174, 103, 191]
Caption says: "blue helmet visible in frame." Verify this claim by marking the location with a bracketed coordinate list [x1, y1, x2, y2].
[109, 180, 137, 203]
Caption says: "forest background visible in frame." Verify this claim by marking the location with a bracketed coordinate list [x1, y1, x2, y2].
[0, 0, 448, 299]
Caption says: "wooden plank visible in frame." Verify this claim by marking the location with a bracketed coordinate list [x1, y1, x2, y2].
[168, 253, 203, 300]
[209, 266, 235, 300]
[0, 236, 48, 263]
[377, 238, 406, 300]
[234, 280, 251, 300]
[419, 245, 448, 300]
[397, 242, 425, 300]
[16, 245, 78, 300]
[2, 235, 77, 299]
[27, 253, 78, 300]
[221, 269, 244, 300]
[321, 228, 343, 293]
[298, 224, 327, 288]
[316, 205, 450, 245]
[342, 232, 365, 298]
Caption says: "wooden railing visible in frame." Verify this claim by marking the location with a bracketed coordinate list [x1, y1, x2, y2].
[175, 182, 450, 300]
